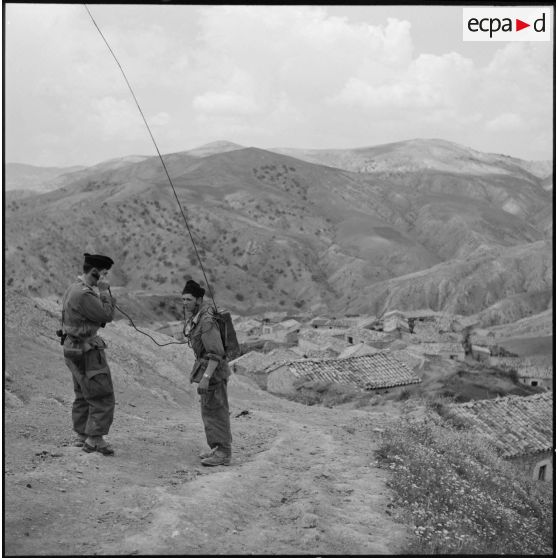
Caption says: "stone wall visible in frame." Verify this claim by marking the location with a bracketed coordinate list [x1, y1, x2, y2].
[267, 366, 297, 395]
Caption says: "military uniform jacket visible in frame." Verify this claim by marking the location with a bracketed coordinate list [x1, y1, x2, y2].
[61, 278, 116, 377]
[187, 301, 231, 384]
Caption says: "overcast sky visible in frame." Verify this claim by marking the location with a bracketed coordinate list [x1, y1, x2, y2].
[4, 4, 555, 167]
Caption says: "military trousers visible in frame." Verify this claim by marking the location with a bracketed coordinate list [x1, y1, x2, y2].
[200, 380, 232, 456]
[64, 348, 115, 437]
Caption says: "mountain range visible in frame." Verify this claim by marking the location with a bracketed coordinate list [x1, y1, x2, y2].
[5, 138, 553, 325]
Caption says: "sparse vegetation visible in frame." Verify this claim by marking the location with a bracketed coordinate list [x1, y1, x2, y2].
[376, 408, 553, 554]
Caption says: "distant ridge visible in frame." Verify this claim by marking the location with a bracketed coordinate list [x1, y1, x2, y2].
[185, 140, 245, 158]
[271, 138, 552, 180]
[4, 162, 87, 192]
[5, 138, 552, 322]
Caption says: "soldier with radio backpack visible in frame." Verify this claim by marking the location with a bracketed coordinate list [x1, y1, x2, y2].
[182, 279, 236, 466]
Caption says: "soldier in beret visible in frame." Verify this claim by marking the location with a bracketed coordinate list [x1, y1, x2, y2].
[182, 279, 232, 466]
[60, 253, 117, 455]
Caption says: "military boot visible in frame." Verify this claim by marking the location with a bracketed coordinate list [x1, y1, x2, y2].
[199, 447, 217, 460]
[73, 434, 87, 447]
[201, 450, 231, 467]
[83, 436, 115, 456]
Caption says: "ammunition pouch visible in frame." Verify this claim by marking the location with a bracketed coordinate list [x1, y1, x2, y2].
[190, 358, 209, 384]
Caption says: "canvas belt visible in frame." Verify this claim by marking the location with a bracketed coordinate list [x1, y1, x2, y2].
[63, 334, 106, 356]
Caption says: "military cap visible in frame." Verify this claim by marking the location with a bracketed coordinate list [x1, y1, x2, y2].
[83, 253, 114, 270]
[182, 279, 205, 298]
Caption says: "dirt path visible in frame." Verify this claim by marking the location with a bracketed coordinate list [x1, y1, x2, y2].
[4, 374, 409, 555]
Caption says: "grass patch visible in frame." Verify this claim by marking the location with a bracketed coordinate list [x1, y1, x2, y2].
[376, 407, 553, 554]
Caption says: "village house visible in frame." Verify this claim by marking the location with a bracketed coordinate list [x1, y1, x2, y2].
[446, 393, 553, 482]
[470, 343, 492, 362]
[516, 365, 553, 390]
[405, 322, 461, 343]
[469, 332, 516, 362]
[309, 317, 328, 328]
[266, 352, 421, 397]
[260, 319, 301, 344]
[407, 342, 465, 361]
[230, 348, 301, 390]
[382, 310, 409, 334]
[234, 317, 263, 342]
[297, 327, 349, 358]
[344, 327, 394, 348]
[403, 309, 441, 324]
[309, 317, 353, 330]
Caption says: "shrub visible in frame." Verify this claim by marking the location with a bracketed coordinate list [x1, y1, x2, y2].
[376, 409, 553, 554]
[397, 388, 411, 401]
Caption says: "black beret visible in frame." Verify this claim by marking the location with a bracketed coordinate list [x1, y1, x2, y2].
[84, 253, 114, 270]
[182, 279, 205, 298]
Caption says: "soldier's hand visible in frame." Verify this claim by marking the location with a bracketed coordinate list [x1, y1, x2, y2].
[197, 375, 210, 395]
[97, 278, 110, 291]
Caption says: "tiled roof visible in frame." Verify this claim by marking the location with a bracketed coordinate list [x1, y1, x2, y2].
[516, 365, 554, 379]
[269, 353, 421, 390]
[447, 393, 553, 458]
[490, 356, 526, 369]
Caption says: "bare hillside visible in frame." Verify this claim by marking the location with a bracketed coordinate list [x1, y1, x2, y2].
[5, 139, 551, 322]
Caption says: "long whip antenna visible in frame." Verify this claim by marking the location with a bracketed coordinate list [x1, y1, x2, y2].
[84, 4, 218, 313]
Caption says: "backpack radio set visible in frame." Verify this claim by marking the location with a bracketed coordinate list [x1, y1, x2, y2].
[183, 305, 240, 362]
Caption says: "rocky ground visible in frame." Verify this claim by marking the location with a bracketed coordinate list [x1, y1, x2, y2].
[4, 293, 410, 555]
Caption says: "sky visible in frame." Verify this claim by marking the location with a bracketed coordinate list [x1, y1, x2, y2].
[4, 3, 555, 167]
